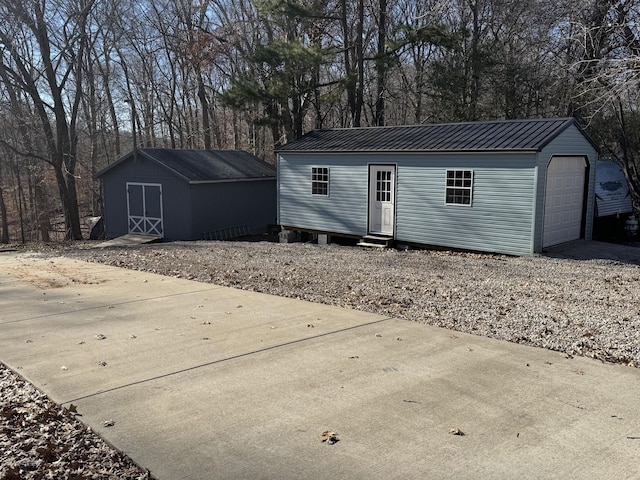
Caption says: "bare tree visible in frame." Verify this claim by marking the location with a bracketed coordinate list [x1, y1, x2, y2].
[0, 0, 96, 240]
[570, 0, 640, 212]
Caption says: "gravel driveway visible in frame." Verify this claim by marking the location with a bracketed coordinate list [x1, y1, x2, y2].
[61, 238, 640, 367]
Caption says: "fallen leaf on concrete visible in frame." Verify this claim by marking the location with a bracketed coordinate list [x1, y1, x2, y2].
[320, 431, 339, 444]
[102, 420, 115, 427]
[449, 427, 465, 436]
[95, 334, 107, 340]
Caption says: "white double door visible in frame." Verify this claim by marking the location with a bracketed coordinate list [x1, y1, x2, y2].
[126, 182, 164, 237]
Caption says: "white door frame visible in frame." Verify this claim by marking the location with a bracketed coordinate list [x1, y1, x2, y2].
[368, 164, 396, 236]
[126, 182, 164, 237]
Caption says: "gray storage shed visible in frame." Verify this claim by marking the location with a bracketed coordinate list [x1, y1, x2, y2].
[95, 149, 276, 241]
[276, 118, 598, 255]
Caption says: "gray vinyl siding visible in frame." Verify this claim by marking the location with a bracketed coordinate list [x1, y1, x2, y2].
[278, 154, 368, 235]
[395, 154, 537, 256]
[190, 179, 277, 238]
[533, 124, 598, 252]
[279, 152, 539, 255]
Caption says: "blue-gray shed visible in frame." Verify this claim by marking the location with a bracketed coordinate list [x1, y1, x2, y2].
[275, 118, 598, 255]
[95, 149, 277, 241]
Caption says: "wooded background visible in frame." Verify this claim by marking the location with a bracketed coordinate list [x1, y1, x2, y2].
[0, 0, 638, 242]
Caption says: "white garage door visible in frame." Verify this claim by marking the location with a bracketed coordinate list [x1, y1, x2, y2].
[543, 157, 586, 248]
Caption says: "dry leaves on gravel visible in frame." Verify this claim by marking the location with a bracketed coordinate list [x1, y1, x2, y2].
[0, 363, 150, 480]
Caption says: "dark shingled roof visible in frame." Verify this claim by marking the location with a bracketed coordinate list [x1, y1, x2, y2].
[95, 149, 276, 183]
[276, 118, 587, 153]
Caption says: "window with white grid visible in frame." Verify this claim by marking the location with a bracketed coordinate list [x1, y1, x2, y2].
[445, 170, 473, 206]
[376, 170, 392, 202]
[312, 167, 329, 196]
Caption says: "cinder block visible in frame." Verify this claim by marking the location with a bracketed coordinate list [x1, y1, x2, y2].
[317, 234, 330, 245]
[278, 230, 296, 243]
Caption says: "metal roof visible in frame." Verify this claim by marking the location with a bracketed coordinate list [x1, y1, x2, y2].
[275, 118, 588, 153]
[95, 149, 276, 183]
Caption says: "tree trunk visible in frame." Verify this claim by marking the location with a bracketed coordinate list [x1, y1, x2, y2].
[375, 0, 387, 127]
[198, 73, 212, 149]
[0, 184, 8, 244]
[12, 164, 25, 243]
[35, 181, 51, 242]
[468, 0, 481, 121]
[355, 0, 364, 127]
[52, 160, 82, 240]
[0, 160, 9, 243]
[341, 0, 356, 126]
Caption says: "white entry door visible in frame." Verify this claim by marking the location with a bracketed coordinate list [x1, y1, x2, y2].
[368, 165, 396, 235]
[126, 183, 164, 237]
[543, 157, 586, 247]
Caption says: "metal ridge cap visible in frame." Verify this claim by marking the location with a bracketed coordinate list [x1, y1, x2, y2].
[276, 147, 540, 154]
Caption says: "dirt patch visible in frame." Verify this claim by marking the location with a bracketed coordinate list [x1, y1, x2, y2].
[9, 259, 107, 290]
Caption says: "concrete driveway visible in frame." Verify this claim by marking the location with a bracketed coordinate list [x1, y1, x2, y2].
[1, 252, 639, 479]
